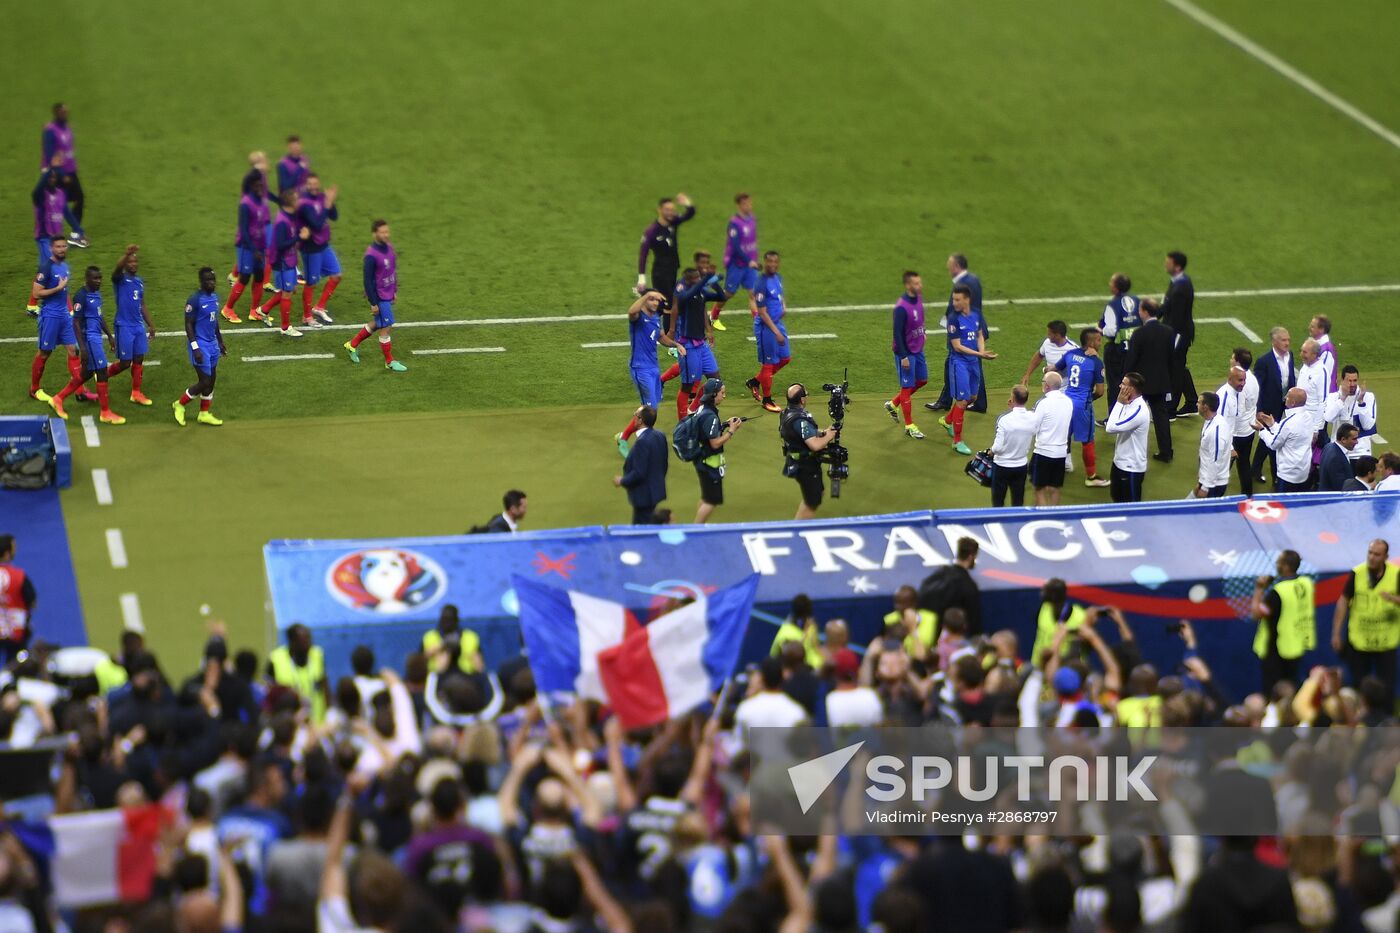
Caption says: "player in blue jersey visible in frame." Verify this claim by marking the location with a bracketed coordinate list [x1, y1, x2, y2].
[615, 290, 683, 456]
[173, 268, 228, 427]
[749, 251, 790, 413]
[670, 266, 724, 419]
[28, 235, 92, 404]
[106, 245, 156, 405]
[1056, 328, 1109, 486]
[946, 284, 997, 454]
[48, 266, 125, 424]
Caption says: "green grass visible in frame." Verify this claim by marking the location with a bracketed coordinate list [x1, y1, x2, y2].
[3, 0, 1400, 670]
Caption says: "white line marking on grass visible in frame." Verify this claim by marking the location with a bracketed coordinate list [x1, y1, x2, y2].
[92, 468, 112, 505]
[80, 415, 100, 448]
[241, 353, 336, 362]
[410, 347, 507, 355]
[1163, 0, 1400, 151]
[119, 593, 145, 632]
[3, 284, 1397, 348]
[744, 333, 840, 342]
[143, 360, 160, 366]
[581, 342, 631, 349]
[1215, 317, 1262, 343]
[105, 529, 128, 569]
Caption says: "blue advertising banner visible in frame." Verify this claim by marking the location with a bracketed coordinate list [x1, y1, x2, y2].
[264, 493, 1400, 698]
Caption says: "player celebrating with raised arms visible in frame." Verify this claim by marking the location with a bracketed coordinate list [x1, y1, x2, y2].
[344, 220, 406, 372]
[884, 270, 929, 439]
[107, 245, 155, 405]
[749, 251, 790, 413]
[173, 268, 228, 426]
[50, 266, 124, 424]
[670, 267, 722, 418]
[707, 192, 760, 331]
[946, 284, 997, 454]
[297, 173, 340, 327]
[221, 176, 271, 323]
[615, 290, 683, 457]
[252, 192, 304, 337]
[28, 235, 88, 404]
[1055, 328, 1109, 486]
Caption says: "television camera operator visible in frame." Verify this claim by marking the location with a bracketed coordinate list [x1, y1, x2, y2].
[779, 382, 840, 519]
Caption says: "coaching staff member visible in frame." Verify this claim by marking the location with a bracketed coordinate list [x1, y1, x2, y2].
[780, 384, 837, 520]
[989, 386, 1036, 507]
[1256, 387, 1314, 492]
[1251, 326, 1296, 485]
[1124, 298, 1175, 462]
[613, 406, 668, 524]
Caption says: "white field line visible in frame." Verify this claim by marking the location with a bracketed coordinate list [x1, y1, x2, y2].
[80, 415, 100, 447]
[410, 347, 506, 355]
[744, 333, 840, 342]
[581, 342, 630, 349]
[92, 468, 112, 505]
[241, 353, 335, 363]
[119, 593, 145, 632]
[143, 360, 160, 366]
[1163, 0, 1400, 151]
[3, 284, 1396, 349]
[1070, 316, 1262, 342]
[105, 529, 128, 569]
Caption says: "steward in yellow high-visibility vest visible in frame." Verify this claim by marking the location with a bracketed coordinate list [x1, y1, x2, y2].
[268, 624, 328, 723]
[1332, 539, 1400, 696]
[1031, 580, 1085, 668]
[1252, 549, 1315, 693]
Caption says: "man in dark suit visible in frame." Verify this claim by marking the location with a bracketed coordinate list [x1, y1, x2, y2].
[478, 490, 527, 533]
[613, 406, 668, 524]
[1318, 424, 1359, 491]
[1342, 455, 1377, 491]
[1161, 251, 1197, 417]
[1124, 299, 1175, 461]
[927, 252, 989, 413]
[1250, 326, 1296, 485]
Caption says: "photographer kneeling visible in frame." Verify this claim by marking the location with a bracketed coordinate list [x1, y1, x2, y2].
[780, 383, 837, 519]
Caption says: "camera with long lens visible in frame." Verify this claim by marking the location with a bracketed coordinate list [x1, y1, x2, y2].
[814, 371, 852, 497]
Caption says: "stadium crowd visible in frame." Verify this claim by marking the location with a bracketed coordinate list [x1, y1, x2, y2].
[0, 534, 1398, 932]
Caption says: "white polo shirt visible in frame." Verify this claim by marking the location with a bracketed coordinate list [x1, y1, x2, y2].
[1378, 474, 1400, 492]
[1039, 337, 1077, 372]
[1032, 390, 1075, 459]
[991, 406, 1039, 468]
[1107, 397, 1151, 473]
[1198, 415, 1232, 489]
[1297, 361, 1327, 431]
[1323, 390, 1378, 458]
[1260, 410, 1314, 484]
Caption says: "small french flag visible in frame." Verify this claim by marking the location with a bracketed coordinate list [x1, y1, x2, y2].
[514, 575, 760, 728]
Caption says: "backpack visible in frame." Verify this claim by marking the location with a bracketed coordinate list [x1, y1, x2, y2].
[0, 446, 52, 490]
[672, 411, 708, 462]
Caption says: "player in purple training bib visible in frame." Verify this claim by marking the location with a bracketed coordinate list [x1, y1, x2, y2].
[221, 175, 272, 323]
[706, 192, 760, 331]
[40, 103, 86, 249]
[297, 173, 341, 327]
[884, 271, 929, 439]
[252, 192, 306, 337]
[344, 220, 407, 372]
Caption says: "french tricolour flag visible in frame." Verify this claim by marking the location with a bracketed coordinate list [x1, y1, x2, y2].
[514, 575, 759, 729]
[513, 575, 643, 700]
[48, 804, 166, 908]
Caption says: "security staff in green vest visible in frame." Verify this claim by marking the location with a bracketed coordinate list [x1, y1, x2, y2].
[1330, 539, 1400, 697]
[422, 604, 483, 675]
[770, 594, 824, 669]
[1250, 549, 1316, 694]
[1031, 579, 1087, 668]
[883, 585, 937, 659]
[267, 624, 329, 723]
[1115, 664, 1163, 728]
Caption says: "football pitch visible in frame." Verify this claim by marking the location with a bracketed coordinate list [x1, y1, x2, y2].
[4, 0, 1400, 669]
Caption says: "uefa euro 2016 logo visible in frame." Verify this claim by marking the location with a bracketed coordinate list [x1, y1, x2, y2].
[326, 548, 446, 615]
